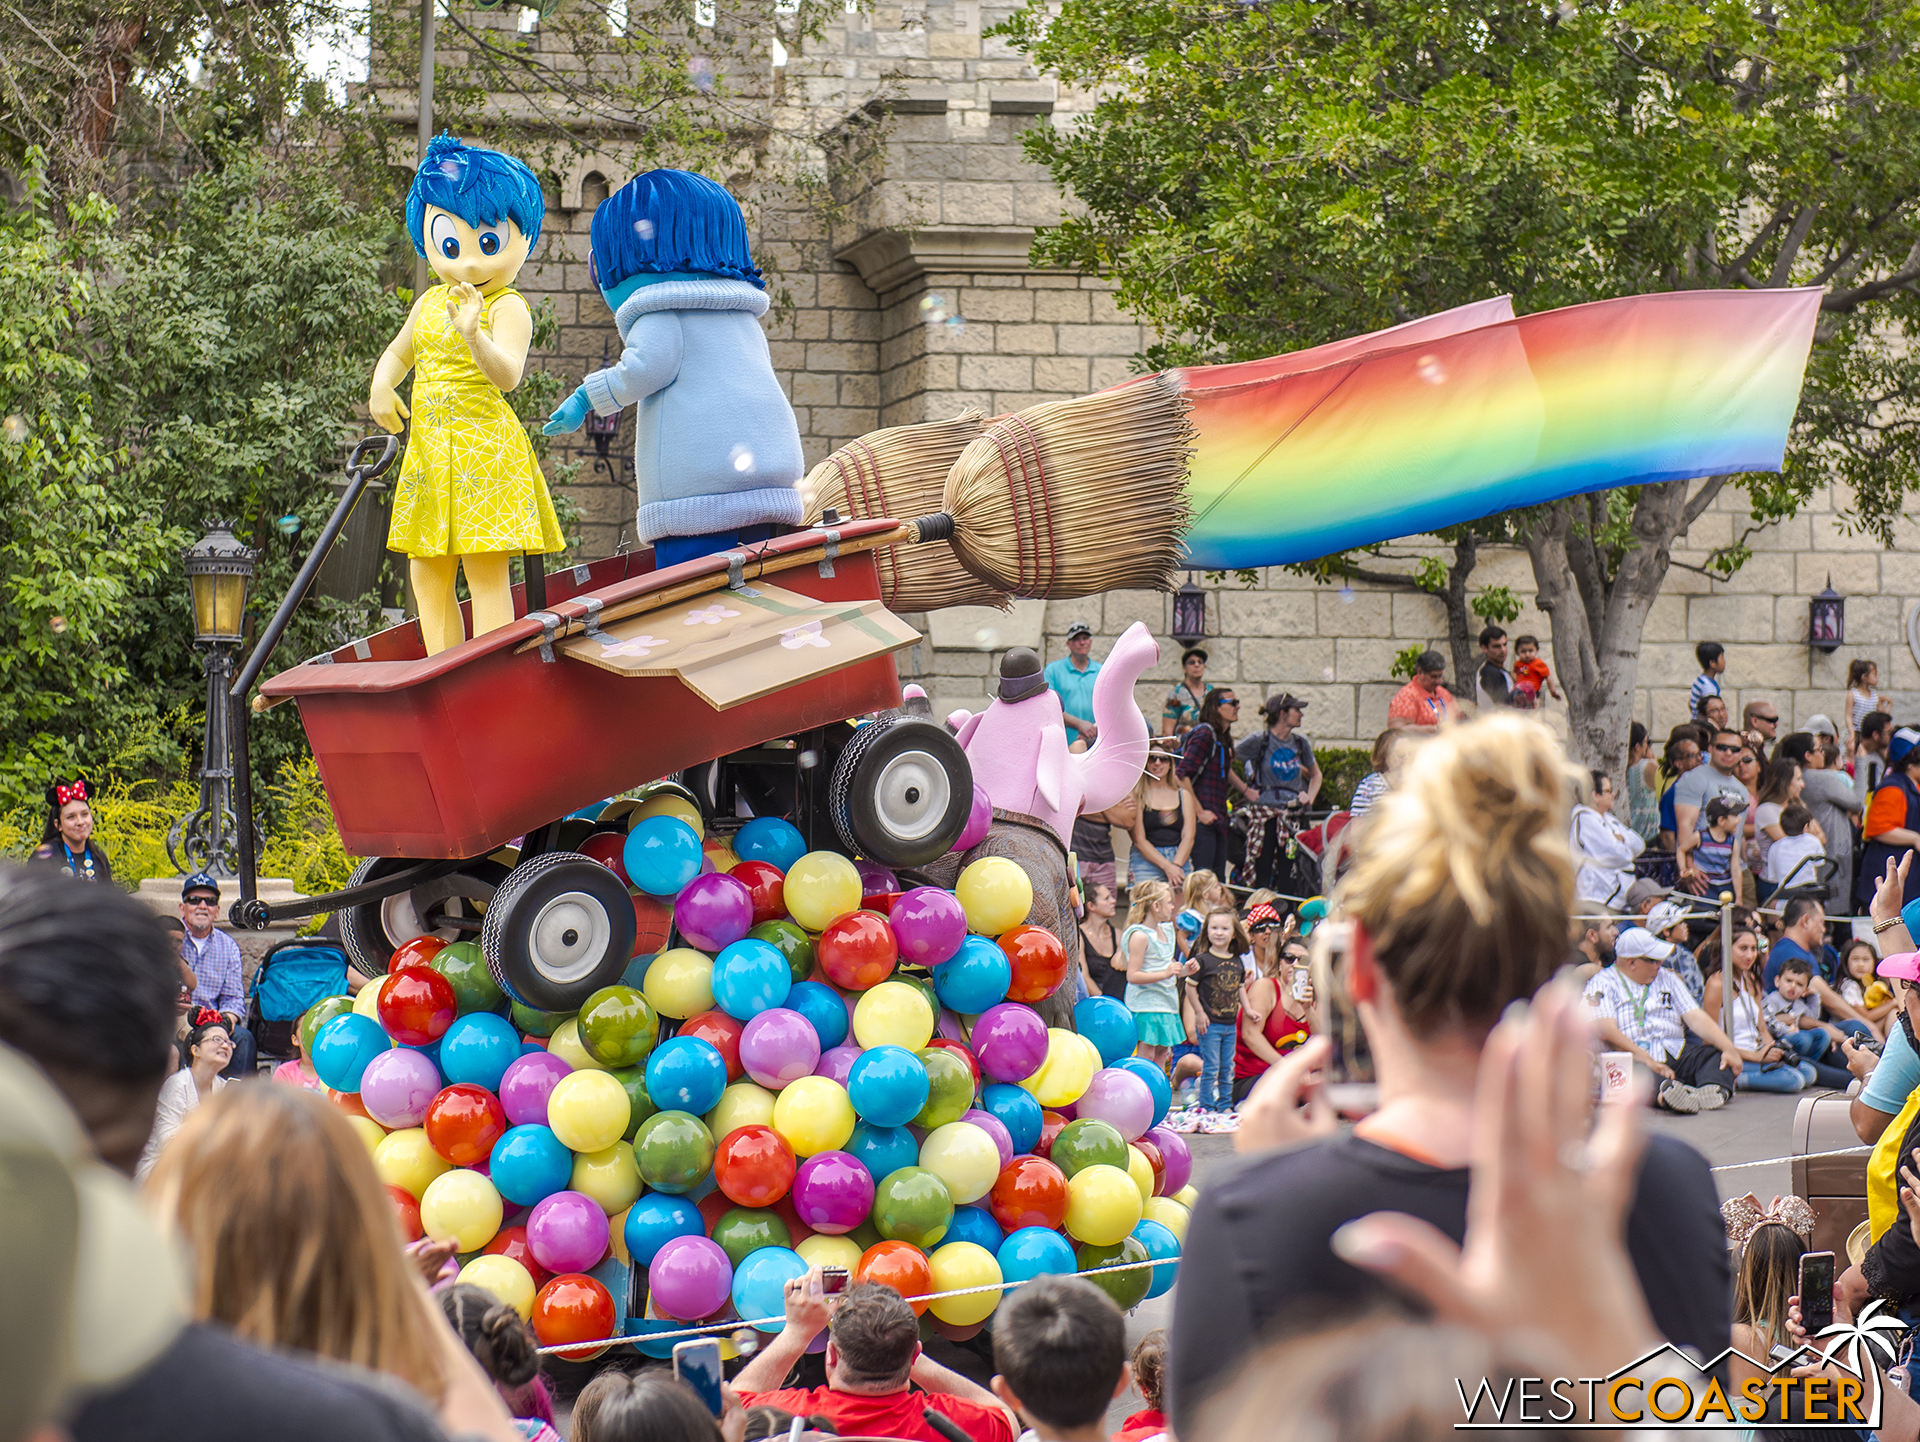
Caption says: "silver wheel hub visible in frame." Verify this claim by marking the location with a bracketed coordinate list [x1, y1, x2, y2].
[874, 749, 950, 841]
[529, 890, 611, 983]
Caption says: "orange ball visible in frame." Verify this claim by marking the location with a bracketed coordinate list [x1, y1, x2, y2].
[386, 1182, 423, 1242]
[330, 1088, 374, 1122]
[531, 1274, 617, 1360]
[999, 925, 1070, 1003]
[817, 912, 898, 991]
[855, 1240, 934, 1316]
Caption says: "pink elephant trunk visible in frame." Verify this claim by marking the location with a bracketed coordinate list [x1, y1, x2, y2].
[1073, 622, 1159, 816]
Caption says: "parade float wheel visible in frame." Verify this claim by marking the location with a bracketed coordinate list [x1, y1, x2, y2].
[829, 718, 972, 868]
[481, 851, 637, 1012]
[339, 857, 503, 979]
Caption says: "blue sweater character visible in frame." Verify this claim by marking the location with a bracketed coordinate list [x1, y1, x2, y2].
[544, 169, 804, 564]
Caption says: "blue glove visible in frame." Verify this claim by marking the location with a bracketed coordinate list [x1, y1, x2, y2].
[544, 386, 592, 436]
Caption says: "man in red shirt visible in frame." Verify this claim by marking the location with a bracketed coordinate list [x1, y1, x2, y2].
[1386, 650, 1460, 730]
[733, 1269, 1017, 1442]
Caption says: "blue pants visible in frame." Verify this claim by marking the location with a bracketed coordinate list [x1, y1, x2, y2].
[1740, 1059, 1814, 1092]
[1196, 1021, 1237, 1109]
[1782, 1029, 1855, 1090]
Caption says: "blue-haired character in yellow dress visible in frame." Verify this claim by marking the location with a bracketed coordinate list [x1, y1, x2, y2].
[369, 133, 566, 656]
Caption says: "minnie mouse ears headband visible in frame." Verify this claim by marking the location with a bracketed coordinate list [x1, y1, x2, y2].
[1721, 1192, 1815, 1246]
[47, 778, 91, 808]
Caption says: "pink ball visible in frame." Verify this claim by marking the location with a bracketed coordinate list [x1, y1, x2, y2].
[972, 1002, 1048, 1083]
[1076, 1068, 1156, 1142]
[674, 872, 755, 953]
[955, 784, 992, 852]
[790, 1151, 875, 1234]
[814, 1044, 862, 1088]
[739, 1008, 823, 1090]
[1143, 1125, 1192, 1195]
[649, 1235, 734, 1321]
[498, 1050, 572, 1127]
[961, 1108, 1013, 1169]
[936, 1008, 966, 1042]
[526, 1190, 609, 1274]
[855, 860, 899, 896]
[358, 1047, 443, 1129]
[890, 887, 968, 967]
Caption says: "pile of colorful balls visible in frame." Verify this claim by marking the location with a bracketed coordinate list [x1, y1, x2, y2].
[301, 807, 1194, 1360]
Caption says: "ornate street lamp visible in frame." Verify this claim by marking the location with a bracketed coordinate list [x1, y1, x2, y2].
[170, 521, 257, 876]
[1810, 578, 1844, 653]
[584, 343, 629, 487]
[1172, 573, 1208, 646]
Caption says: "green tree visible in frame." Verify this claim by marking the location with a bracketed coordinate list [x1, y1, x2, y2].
[998, 0, 1920, 774]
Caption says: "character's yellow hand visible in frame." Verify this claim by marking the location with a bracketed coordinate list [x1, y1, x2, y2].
[369, 385, 410, 434]
[447, 281, 485, 341]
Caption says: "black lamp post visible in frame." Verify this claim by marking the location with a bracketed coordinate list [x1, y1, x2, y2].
[170, 521, 257, 876]
[584, 342, 629, 487]
[1172, 573, 1208, 646]
[1810, 577, 1844, 653]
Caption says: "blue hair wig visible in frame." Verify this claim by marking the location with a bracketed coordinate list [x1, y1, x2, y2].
[405, 132, 546, 258]
[589, 169, 763, 291]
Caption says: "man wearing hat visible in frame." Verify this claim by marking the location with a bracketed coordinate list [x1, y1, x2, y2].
[1234, 694, 1321, 890]
[1160, 646, 1209, 737]
[1043, 622, 1101, 746]
[1584, 925, 1743, 1114]
[1862, 727, 1920, 912]
[178, 872, 254, 1079]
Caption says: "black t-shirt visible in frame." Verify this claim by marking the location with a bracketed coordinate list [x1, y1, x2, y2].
[70, 1323, 450, 1442]
[1166, 1131, 1729, 1436]
[1082, 922, 1128, 1001]
[1190, 948, 1245, 1023]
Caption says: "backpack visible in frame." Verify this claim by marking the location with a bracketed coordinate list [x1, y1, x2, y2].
[248, 938, 350, 1061]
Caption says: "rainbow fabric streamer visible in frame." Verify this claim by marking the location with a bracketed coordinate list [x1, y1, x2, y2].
[1176, 289, 1823, 571]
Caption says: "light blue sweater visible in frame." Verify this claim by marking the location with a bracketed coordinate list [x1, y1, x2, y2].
[581, 277, 805, 545]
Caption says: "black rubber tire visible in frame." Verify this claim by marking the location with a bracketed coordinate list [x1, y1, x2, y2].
[481, 852, 637, 1012]
[338, 857, 503, 980]
[339, 857, 412, 980]
[830, 719, 972, 868]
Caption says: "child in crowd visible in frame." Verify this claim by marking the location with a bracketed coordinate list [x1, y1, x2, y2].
[1764, 956, 1861, 1065]
[1508, 634, 1562, 709]
[271, 1027, 326, 1091]
[1762, 804, 1825, 891]
[1690, 794, 1744, 897]
[1692, 641, 1727, 718]
[1182, 905, 1248, 1134]
[1728, 1217, 1807, 1396]
[1645, 900, 1705, 1004]
[1181, 869, 1230, 917]
[991, 1276, 1130, 1442]
[1114, 1329, 1170, 1442]
[1846, 658, 1886, 749]
[1121, 880, 1196, 1071]
[440, 1283, 561, 1441]
[1839, 937, 1896, 1035]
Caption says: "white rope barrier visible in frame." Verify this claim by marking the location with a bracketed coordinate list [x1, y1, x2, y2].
[1709, 1144, 1870, 1174]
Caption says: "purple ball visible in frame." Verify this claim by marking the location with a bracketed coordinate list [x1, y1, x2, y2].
[814, 1044, 862, 1088]
[357, 1046, 443, 1129]
[674, 872, 755, 953]
[855, 860, 899, 896]
[955, 784, 992, 852]
[649, 1235, 734, 1321]
[1144, 1125, 1192, 1195]
[890, 887, 968, 968]
[961, 1108, 1014, 1169]
[1052, 1101, 1078, 1122]
[790, 1150, 876, 1233]
[936, 1008, 966, 1042]
[526, 1190, 609, 1274]
[1076, 1068, 1155, 1142]
[498, 1050, 573, 1128]
[972, 1002, 1048, 1083]
[739, 1008, 823, 1090]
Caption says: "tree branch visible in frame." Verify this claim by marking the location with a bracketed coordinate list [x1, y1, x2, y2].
[1681, 475, 1729, 529]
[1766, 204, 1821, 287]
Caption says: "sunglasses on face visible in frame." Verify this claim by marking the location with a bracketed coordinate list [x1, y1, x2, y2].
[1219, 698, 1239, 707]
[1713, 743, 1741, 753]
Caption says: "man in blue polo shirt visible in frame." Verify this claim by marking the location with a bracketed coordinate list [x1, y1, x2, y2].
[1043, 622, 1101, 745]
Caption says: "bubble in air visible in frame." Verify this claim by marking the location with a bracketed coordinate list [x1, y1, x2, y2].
[1338, 585, 1355, 604]
[49, 614, 67, 634]
[945, 315, 966, 333]
[634, 218, 655, 239]
[1320, 666, 1334, 681]
[1, 414, 27, 443]
[729, 444, 755, 473]
[1415, 354, 1447, 385]
[687, 55, 715, 91]
[920, 293, 949, 326]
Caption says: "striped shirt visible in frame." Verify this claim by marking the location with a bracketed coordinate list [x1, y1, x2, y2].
[1689, 673, 1723, 716]
[1584, 965, 1695, 1063]
[1694, 830, 1736, 889]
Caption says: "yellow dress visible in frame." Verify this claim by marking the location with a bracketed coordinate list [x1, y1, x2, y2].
[387, 284, 566, 559]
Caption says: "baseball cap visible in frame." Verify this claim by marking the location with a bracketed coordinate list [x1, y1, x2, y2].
[1622, 877, 1671, 910]
[1615, 926, 1675, 961]
[1806, 713, 1838, 738]
[1704, 794, 1745, 824]
[1065, 621, 1092, 640]
[1892, 727, 1920, 766]
[1264, 693, 1309, 719]
[1645, 900, 1690, 937]
[180, 871, 221, 901]
[1181, 646, 1208, 665]
[1878, 951, 1920, 983]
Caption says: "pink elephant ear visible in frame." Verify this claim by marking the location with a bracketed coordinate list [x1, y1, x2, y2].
[951, 710, 981, 747]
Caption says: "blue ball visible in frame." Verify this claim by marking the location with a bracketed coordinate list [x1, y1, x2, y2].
[980, 1083, 1044, 1156]
[785, 980, 849, 1050]
[438, 1012, 521, 1092]
[998, 1226, 1077, 1287]
[625, 1317, 683, 1358]
[625, 1192, 708, 1265]
[932, 935, 1013, 1015]
[644, 1035, 729, 1115]
[734, 817, 807, 872]
[946, 1204, 1004, 1252]
[569, 801, 611, 821]
[621, 953, 656, 989]
[1112, 1056, 1173, 1129]
[710, 939, 793, 1021]
[311, 1013, 391, 1092]
[847, 1122, 920, 1182]
[1131, 1218, 1181, 1300]
[624, 815, 703, 897]
[732, 1246, 809, 1332]
[847, 1044, 931, 1128]
[490, 1124, 573, 1207]
[518, 1040, 548, 1056]
[1073, 996, 1140, 1068]
[588, 1253, 631, 1326]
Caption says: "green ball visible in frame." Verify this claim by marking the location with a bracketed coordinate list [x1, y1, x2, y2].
[430, 941, 505, 1016]
[914, 1047, 975, 1130]
[749, 921, 815, 984]
[633, 1110, 715, 1193]
[893, 972, 938, 1015]
[511, 1001, 574, 1037]
[847, 1219, 885, 1253]
[608, 1064, 659, 1141]
[298, 994, 354, 1056]
[1076, 1235, 1151, 1310]
[578, 985, 659, 1068]
[1051, 1119, 1129, 1179]
[712, 1207, 793, 1268]
[871, 1165, 953, 1249]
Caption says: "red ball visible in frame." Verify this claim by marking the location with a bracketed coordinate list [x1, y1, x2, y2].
[680, 1010, 745, 1082]
[855, 1240, 933, 1315]
[1034, 1110, 1068, 1160]
[579, 832, 631, 887]
[770, 1189, 816, 1249]
[816, 912, 899, 991]
[988, 1155, 1069, 1232]
[424, 1082, 508, 1166]
[386, 1183, 423, 1242]
[729, 860, 787, 927]
[330, 1088, 374, 1122]
[483, 1225, 550, 1287]
[633, 892, 673, 958]
[999, 925, 1070, 1003]
[531, 1274, 617, 1360]
[389, 935, 448, 973]
[922, 1038, 980, 1087]
[376, 966, 457, 1046]
[1132, 1137, 1167, 1197]
[714, 1124, 798, 1208]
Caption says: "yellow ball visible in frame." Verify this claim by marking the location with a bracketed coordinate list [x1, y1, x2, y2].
[644, 948, 715, 1020]
[609, 1206, 633, 1266]
[345, 1114, 388, 1155]
[547, 1017, 610, 1073]
[708, 1080, 778, 1139]
[547, 1070, 632, 1154]
[771, 1075, 856, 1157]
[374, 1127, 451, 1201]
[1064, 1163, 1144, 1246]
[796, 1234, 864, 1272]
[853, 981, 935, 1051]
[1173, 1184, 1198, 1209]
[571, 1140, 643, 1214]
[353, 980, 383, 1020]
[1125, 1145, 1154, 1204]
[955, 857, 1032, 935]
[420, 1167, 504, 1251]
[918, 1122, 1002, 1205]
[458, 1253, 537, 1319]
[1142, 1196, 1189, 1244]
[784, 851, 863, 932]
[703, 840, 741, 873]
[1018, 1028, 1096, 1109]
[1075, 1032, 1104, 1076]
[637, 793, 705, 838]
[927, 1241, 1003, 1326]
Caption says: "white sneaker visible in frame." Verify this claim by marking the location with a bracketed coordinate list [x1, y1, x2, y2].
[1658, 1081, 1703, 1114]
[1696, 1085, 1729, 1112]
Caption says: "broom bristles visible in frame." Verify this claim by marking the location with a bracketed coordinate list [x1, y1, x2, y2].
[799, 411, 1009, 612]
[941, 372, 1193, 600]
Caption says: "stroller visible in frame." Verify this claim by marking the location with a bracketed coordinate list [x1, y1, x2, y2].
[246, 936, 350, 1063]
